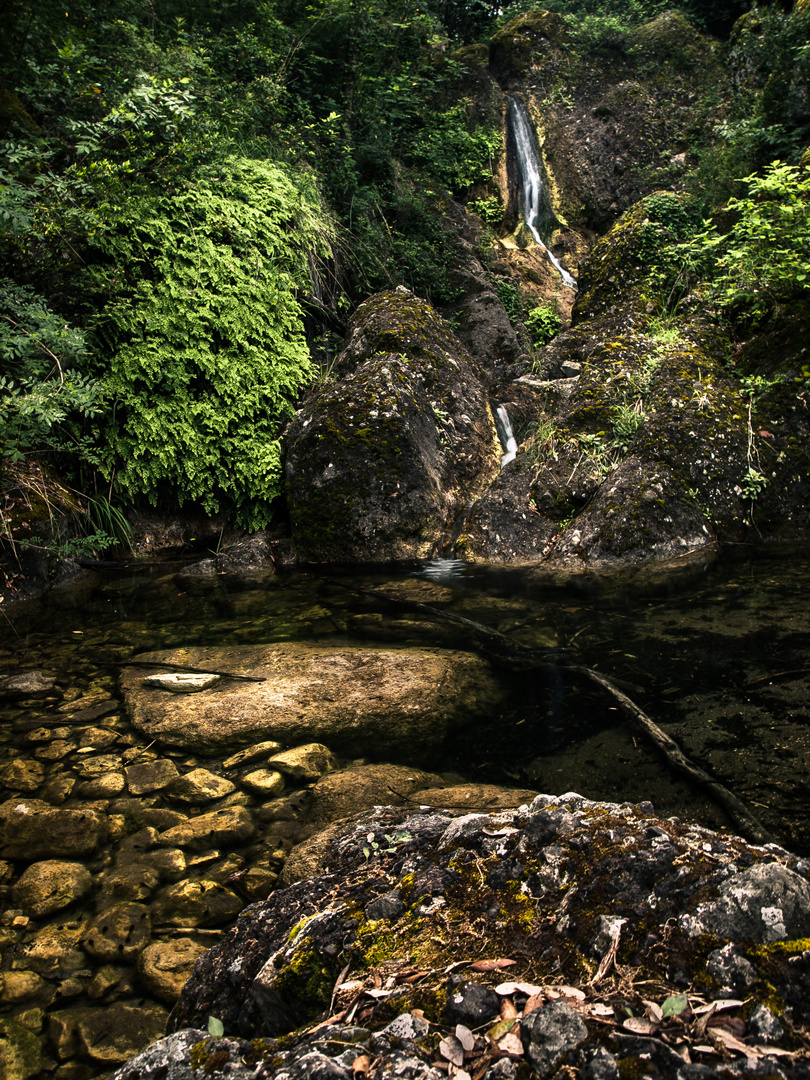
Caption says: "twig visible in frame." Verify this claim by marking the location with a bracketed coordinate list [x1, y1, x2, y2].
[124, 660, 265, 682]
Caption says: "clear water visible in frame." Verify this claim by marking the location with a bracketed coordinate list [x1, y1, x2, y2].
[1, 545, 809, 852]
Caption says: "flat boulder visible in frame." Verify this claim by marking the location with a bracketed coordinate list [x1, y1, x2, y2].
[121, 643, 504, 760]
[0, 799, 108, 860]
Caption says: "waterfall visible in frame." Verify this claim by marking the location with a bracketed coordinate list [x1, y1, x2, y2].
[495, 404, 518, 467]
[507, 96, 577, 292]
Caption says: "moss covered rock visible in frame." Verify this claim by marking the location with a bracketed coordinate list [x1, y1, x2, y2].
[285, 290, 499, 562]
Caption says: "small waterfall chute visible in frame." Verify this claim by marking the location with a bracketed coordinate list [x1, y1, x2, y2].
[507, 96, 577, 291]
[495, 404, 518, 467]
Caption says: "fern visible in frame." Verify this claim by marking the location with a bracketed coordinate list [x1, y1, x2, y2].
[89, 156, 334, 528]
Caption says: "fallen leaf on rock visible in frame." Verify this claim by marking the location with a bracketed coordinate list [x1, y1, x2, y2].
[645, 1001, 664, 1023]
[471, 959, 516, 972]
[549, 985, 586, 1001]
[693, 1000, 744, 1015]
[708, 1015, 746, 1039]
[487, 1017, 516, 1041]
[455, 1026, 475, 1052]
[494, 981, 543, 996]
[709, 1028, 760, 1058]
[439, 1035, 465, 1067]
[449, 1069, 471, 1080]
[352, 1055, 371, 1074]
[523, 993, 544, 1017]
[497, 1031, 523, 1057]
[500, 998, 518, 1022]
[589, 1003, 615, 1019]
[623, 1017, 658, 1036]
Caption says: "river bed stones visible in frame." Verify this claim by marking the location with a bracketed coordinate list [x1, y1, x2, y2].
[0, 800, 108, 860]
[120, 643, 505, 761]
[11, 861, 92, 918]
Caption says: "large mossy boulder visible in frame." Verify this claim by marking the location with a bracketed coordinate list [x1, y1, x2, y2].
[120, 643, 505, 762]
[285, 289, 500, 562]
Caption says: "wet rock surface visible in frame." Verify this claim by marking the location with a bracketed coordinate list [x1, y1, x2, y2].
[112, 794, 810, 1079]
[120, 643, 506, 759]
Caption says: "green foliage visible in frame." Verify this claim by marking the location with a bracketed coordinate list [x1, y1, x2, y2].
[409, 102, 501, 194]
[89, 156, 333, 529]
[688, 162, 810, 319]
[0, 280, 101, 467]
[496, 280, 522, 319]
[525, 303, 562, 347]
[469, 195, 503, 225]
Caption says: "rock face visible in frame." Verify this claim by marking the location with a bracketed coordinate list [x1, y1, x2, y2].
[111, 793, 810, 1080]
[121, 643, 505, 760]
[285, 289, 500, 561]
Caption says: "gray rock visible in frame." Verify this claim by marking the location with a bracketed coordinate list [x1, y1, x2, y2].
[0, 670, 55, 697]
[365, 892, 405, 922]
[748, 1003, 785, 1043]
[106, 1027, 207, 1080]
[520, 1001, 588, 1074]
[382, 1012, 430, 1042]
[706, 944, 759, 997]
[685, 862, 810, 943]
[443, 981, 500, 1026]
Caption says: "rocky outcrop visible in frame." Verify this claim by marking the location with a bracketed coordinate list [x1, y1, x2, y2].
[285, 289, 500, 562]
[111, 793, 810, 1079]
[120, 643, 505, 761]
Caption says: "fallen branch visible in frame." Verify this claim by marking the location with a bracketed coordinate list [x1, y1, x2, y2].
[123, 659, 265, 682]
[322, 576, 773, 846]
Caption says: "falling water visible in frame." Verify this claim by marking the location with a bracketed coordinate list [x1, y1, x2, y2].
[495, 404, 518, 467]
[508, 96, 577, 291]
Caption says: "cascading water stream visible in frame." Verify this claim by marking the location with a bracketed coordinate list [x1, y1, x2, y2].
[507, 96, 577, 291]
[495, 404, 518, 467]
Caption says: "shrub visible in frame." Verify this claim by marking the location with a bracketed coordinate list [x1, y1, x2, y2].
[525, 303, 562, 346]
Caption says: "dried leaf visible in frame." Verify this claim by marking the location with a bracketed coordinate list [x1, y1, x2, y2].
[495, 981, 543, 996]
[708, 1015, 746, 1039]
[661, 993, 688, 1018]
[523, 994, 544, 1017]
[497, 1031, 524, 1057]
[352, 1054, 371, 1074]
[590, 1003, 615, 1019]
[455, 1026, 475, 1052]
[439, 1035, 465, 1068]
[693, 1000, 743, 1015]
[471, 959, 517, 972]
[557, 986, 586, 1001]
[500, 998, 518, 1022]
[411, 1010, 426, 1021]
[647, 1002, 664, 1023]
[451, 1070, 472, 1080]
[709, 1027, 761, 1058]
[623, 1017, 658, 1035]
[364, 988, 393, 999]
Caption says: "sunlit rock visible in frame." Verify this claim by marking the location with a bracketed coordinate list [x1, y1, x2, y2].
[11, 861, 92, 918]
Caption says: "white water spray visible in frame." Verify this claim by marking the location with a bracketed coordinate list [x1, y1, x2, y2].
[508, 96, 577, 291]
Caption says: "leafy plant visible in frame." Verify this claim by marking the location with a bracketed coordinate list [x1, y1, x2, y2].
[89, 156, 335, 530]
[525, 303, 562, 347]
[362, 830, 413, 860]
[469, 195, 503, 225]
[496, 280, 522, 319]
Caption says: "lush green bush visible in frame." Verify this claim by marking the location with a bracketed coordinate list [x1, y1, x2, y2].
[89, 156, 334, 529]
[525, 303, 563, 346]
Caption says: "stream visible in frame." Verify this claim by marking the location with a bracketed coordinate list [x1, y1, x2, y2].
[0, 544, 809, 1076]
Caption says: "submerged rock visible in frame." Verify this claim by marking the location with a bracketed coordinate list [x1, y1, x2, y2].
[121, 643, 504, 760]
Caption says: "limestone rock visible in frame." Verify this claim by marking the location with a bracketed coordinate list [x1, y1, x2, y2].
[165, 768, 236, 804]
[285, 290, 500, 562]
[124, 759, 181, 795]
[683, 861, 810, 943]
[138, 939, 209, 1005]
[121, 643, 505, 761]
[11, 860, 92, 918]
[0, 759, 45, 792]
[77, 1000, 169, 1064]
[266, 744, 336, 782]
[0, 799, 108, 859]
[222, 741, 283, 770]
[82, 902, 152, 961]
[0, 1016, 42, 1080]
[306, 763, 444, 825]
[0, 670, 55, 697]
[151, 880, 243, 928]
[16, 923, 87, 978]
[143, 673, 221, 693]
[240, 769, 285, 797]
[0, 972, 48, 1006]
[157, 807, 255, 851]
[76, 772, 126, 799]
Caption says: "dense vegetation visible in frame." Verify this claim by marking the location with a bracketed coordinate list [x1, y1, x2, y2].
[0, 0, 808, 553]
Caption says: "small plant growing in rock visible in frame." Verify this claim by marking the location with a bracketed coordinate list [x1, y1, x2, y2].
[362, 831, 413, 860]
[525, 303, 562, 347]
